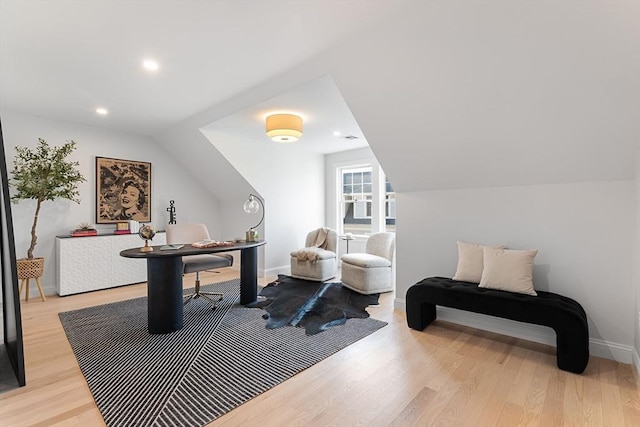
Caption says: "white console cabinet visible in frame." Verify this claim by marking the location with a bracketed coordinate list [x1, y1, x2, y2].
[56, 232, 166, 296]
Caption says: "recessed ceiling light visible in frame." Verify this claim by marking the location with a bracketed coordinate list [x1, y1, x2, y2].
[333, 131, 341, 137]
[96, 107, 108, 116]
[143, 59, 159, 72]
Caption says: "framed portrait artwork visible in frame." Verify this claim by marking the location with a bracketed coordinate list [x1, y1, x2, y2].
[96, 157, 151, 223]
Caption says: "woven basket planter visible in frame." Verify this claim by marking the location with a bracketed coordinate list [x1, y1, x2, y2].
[17, 257, 44, 280]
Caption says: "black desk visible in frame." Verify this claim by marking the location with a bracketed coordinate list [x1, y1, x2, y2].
[120, 240, 266, 334]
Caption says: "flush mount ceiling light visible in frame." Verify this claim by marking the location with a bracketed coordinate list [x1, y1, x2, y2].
[96, 107, 108, 115]
[265, 113, 303, 143]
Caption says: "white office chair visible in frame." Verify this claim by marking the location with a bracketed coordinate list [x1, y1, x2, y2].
[341, 232, 395, 294]
[166, 223, 233, 308]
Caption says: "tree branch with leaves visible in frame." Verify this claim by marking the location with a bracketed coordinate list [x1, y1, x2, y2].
[10, 138, 86, 259]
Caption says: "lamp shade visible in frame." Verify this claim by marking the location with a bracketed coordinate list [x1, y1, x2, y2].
[266, 114, 303, 143]
[243, 196, 260, 215]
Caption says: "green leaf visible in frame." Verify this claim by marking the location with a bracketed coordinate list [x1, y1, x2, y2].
[10, 138, 87, 258]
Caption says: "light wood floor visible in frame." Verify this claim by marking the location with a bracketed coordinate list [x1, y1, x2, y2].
[1, 270, 638, 426]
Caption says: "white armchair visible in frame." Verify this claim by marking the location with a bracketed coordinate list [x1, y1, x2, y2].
[341, 232, 395, 294]
[290, 228, 338, 282]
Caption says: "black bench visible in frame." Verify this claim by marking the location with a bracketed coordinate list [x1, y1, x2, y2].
[406, 277, 589, 374]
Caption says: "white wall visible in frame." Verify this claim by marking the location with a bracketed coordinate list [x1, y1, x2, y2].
[203, 130, 325, 276]
[395, 181, 635, 361]
[2, 111, 223, 295]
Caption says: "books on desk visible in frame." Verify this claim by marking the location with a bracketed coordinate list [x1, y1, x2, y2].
[191, 239, 234, 248]
[160, 244, 184, 251]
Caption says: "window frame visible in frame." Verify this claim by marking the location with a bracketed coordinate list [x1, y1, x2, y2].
[335, 162, 392, 237]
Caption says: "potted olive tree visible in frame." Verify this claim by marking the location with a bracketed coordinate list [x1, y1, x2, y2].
[10, 138, 85, 295]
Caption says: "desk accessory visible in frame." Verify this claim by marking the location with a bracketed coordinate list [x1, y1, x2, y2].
[243, 193, 264, 242]
[138, 224, 156, 252]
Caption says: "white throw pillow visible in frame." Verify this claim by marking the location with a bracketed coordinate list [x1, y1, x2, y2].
[453, 241, 505, 283]
[479, 247, 538, 296]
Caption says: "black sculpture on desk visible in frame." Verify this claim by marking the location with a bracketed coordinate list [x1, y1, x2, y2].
[167, 200, 176, 224]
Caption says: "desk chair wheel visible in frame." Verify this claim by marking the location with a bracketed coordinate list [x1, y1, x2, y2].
[183, 274, 223, 308]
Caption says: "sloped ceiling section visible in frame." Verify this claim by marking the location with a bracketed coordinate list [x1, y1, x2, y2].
[154, 117, 253, 203]
[152, 69, 334, 203]
[158, 2, 638, 198]
[0, 1, 408, 136]
[327, 1, 639, 192]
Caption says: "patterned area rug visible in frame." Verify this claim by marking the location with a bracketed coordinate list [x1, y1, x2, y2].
[59, 279, 387, 427]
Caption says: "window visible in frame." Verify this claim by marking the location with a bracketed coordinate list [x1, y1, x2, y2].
[339, 165, 395, 235]
[341, 167, 373, 235]
[385, 178, 396, 232]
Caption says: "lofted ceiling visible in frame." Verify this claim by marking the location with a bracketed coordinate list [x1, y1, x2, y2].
[0, 0, 406, 152]
[2, 1, 637, 193]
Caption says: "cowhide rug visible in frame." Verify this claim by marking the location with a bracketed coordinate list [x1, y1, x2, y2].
[249, 275, 380, 335]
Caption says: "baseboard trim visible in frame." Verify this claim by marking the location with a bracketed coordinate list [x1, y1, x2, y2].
[588, 338, 634, 364]
[264, 265, 289, 278]
[209, 264, 281, 280]
[393, 298, 634, 364]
